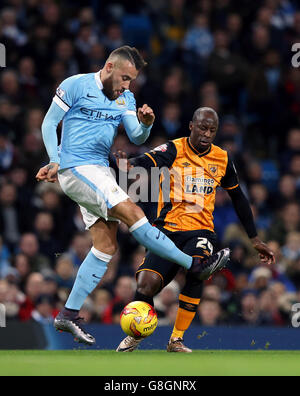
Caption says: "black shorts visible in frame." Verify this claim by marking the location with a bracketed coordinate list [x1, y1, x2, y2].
[136, 228, 217, 288]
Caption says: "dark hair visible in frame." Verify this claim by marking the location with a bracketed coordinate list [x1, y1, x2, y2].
[110, 46, 147, 70]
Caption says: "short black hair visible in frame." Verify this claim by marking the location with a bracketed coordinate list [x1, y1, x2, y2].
[192, 107, 219, 123]
[109, 46, 147, 70]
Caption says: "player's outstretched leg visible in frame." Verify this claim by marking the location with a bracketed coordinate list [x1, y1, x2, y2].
[109, 201, 230, 277]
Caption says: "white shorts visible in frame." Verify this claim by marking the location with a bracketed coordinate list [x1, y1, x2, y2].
[58, 165, 129, 229]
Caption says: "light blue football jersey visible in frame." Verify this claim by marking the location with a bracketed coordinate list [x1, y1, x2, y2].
[53, 72, 137, 169]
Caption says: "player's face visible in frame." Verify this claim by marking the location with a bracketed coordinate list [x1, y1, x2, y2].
[103, 60, 139, 100]
[189, 113, 218, 152]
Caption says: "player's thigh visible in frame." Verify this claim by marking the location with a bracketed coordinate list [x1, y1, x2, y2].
[58, 165, 129, 224]
[182, 230, 217, 259]
[89, 218, 119, 256]
[136, 251, 180, 293]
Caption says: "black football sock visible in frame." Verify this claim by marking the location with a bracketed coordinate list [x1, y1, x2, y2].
[134, 291, 154, 308]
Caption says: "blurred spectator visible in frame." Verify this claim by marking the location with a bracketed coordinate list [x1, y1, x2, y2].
[33, 212, 61, 265]
[93, 288, 113, 322]
[270, 173, 300, 210]
[154, 280, 180, 318]
[160, 302, 179, 326]
[207, 29, 249, 111]
[12, 253, 31, 289]
[289, 154, 300, 189]
[183, 13, 214, 86]
[250, 266, 272, 293]
[280, 128, 300, 173]
[0, 7, 27, 46]
[231, 290, 260, 326]
[197, 300, 223, 326]
[31, 294, 58, 324]
[18, 57, 39, 102]
[0, 235, 12, 278]
[103, 276, 136, 324]
[19, 272, 44, 321]
[154, 102, 182, 139]
[0, 279, 23, 320]
[281, 232, 300, 261]
[0, 183, 23, 250]
[267, 201, 300, 245]
[101, 22, 124, 52]
[68, 232, 92, 268]
[18, 233, 51, 273]
[257, 289, 284, 326]
[54, 254, 76, 290]
[54, 39, 80, 77]
[0, 130, 18, 174]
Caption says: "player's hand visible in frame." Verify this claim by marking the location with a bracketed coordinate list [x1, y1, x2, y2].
[251, 237, 275, 266]
[36, 163, 59, 183]
[138, 104, 155, 126]
[113, 150, 133, 173]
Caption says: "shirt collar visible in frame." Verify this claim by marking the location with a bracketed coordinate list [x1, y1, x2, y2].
[94, 70, 103, 90]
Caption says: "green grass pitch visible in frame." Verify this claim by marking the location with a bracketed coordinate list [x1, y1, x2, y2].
[0, 350, 300, 376]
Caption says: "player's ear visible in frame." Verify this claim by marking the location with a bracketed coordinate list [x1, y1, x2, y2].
[189, 121, 193, 131]
[105, 62, 114, 74]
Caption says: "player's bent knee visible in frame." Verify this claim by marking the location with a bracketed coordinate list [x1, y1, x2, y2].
[137, 271, 162, 296]
[91, 246, 115, 261]
[109, 200, 145, 227]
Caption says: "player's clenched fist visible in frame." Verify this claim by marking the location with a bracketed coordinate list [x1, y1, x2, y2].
[138, 104, 155, 126]
[36, 163, 59, 183]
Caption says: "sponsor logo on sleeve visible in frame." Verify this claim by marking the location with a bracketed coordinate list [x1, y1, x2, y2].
[56, 87, 66, 99]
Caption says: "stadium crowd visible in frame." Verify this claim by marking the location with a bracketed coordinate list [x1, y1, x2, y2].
[0, 0, 300, 328]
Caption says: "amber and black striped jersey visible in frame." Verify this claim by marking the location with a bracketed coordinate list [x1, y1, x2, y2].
[130, 137, 240, 233]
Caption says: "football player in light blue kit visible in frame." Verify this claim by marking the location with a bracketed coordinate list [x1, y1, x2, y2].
[36, 46, 225, 345]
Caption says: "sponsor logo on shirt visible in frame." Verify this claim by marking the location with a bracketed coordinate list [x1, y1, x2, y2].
[80, 108, 122, 121]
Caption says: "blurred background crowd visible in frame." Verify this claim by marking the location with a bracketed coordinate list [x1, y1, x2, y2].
[0, 0, 300, 329]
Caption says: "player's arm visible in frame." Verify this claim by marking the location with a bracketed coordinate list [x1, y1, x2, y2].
[221, 158, 275, 265]
[36, 76, 78, 183]
[122, 104, 155, 146]
[115, 141, 177, 172]
[36, 102, 65, 182]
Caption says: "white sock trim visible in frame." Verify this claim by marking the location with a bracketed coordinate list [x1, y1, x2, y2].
[129, 217, 148, 233]
[91, 247, 113, 263]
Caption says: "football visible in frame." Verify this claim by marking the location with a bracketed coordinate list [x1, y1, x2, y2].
[120, 301, 158, 339]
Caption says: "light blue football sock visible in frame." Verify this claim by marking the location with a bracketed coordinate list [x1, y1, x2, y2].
[130, 218, 193, 270]
[65, 248, 111, 311]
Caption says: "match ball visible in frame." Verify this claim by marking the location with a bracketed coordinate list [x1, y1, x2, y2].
[120, 301, 158, 339]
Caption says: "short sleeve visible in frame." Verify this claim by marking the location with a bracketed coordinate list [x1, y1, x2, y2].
[221, 156, 240, 190]
[53, 75, 81, 112]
